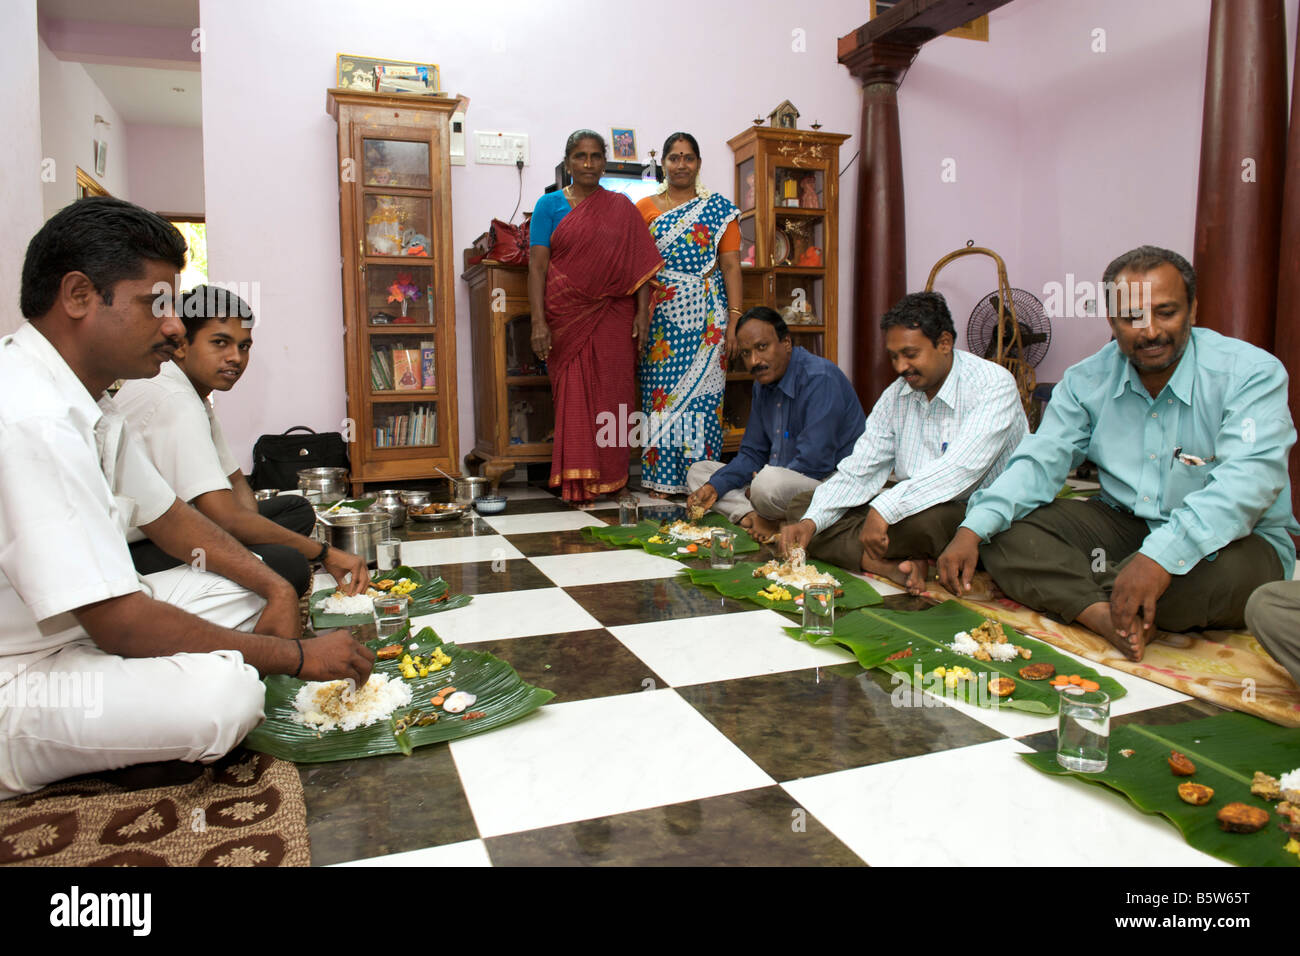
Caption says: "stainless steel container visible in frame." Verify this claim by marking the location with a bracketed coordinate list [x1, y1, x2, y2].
[253, 488, 279, 502]
[370, 489, 407, 528]
[297, 467, 349, 500]
[452, 476, 491, 505]
[319, 512, 391, 564]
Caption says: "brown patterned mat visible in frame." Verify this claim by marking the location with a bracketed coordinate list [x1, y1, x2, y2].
[0, 749, 310, 866]
[874, 571, 1300, 727]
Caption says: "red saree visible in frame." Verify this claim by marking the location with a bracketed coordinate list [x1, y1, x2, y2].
[545, 188, 663, 502]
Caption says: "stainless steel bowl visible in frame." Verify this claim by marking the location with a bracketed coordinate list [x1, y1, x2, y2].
[297, 467, 349, 501]
[370, 489, 408, 528]
[473, 495, 508, 515]
[319, 512, 391, 564]
[253, 488, 279, 501]
[452, 476, 492, 505]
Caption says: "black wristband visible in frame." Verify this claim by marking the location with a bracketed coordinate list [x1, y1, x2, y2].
[291, 639, 304, 678]
[313, 540, 330, 563]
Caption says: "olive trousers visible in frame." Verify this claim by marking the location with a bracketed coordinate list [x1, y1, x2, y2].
[1244, 581, 1300, 688]
[785, 490, 967, 571]
[980, 497, 1284, 632]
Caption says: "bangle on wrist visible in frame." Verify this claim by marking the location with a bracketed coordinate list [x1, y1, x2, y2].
[291, 639, 304, 678]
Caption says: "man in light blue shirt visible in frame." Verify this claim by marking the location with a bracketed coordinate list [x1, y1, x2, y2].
[938, 245, 1298, 661]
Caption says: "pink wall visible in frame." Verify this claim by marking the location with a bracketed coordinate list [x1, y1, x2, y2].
[199, 0, 1300, 469]
[0, 0, 44, 334]
[199, 0, 865, 469]
[127, 123, 205, 215]
[38, 37, 131, 218]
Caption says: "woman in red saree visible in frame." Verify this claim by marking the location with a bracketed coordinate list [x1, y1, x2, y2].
[529, 131, 663, 503]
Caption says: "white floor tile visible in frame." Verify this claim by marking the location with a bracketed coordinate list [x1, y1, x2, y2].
[480, 511, 605, 535]
[398, 534, 523, 567]
[783, 738, 1225, 866]
[609, 610, 856, 687]
[413, 587, 600, 643]
[450, 689, 774, 837]
[530, 549, 683, 587]
[330, 839, 493, 867]
[496, 484, 558, 501]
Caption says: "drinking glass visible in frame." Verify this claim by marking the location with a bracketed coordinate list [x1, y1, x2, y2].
[1057, 689, 1110, 772]
[373, 593, 410, 638]
[711, 530, 736, 569]
[618, 492, 640, 527]
[802, 584, 835, 637]
[376, 538, 401, 571]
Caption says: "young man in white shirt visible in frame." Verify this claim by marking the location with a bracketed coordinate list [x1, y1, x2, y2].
[779, 292, 1028, 593]
[115, 285, 369, 596]
[0, 198, 372, 799]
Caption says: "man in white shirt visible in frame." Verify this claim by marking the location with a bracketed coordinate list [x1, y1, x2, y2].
[115, 284, 369, 596]
[0, 198, 372, 799]
[779, 292, 1028, 593]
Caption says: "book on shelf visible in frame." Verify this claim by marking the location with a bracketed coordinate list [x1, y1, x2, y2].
[370, 344, 394, 390]
[392, 349, 422, 390]
[420, 340, 436, 390]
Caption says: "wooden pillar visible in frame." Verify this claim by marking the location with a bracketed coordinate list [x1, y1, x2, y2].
[841, 41, 918, 409]
[1274, 11, 1300, 521]
[1192, 0, 1288, 347]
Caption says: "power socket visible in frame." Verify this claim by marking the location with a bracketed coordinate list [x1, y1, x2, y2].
[476, 131, 529, 166]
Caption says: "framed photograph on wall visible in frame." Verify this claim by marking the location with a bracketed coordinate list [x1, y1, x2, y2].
[93, 140, 107, 177]
[335, 54, 441, 93]
[611, 127, 637, 161]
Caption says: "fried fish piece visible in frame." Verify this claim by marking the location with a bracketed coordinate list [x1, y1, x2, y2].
[1168, 750, 1197, 777]
[1250, 772, 1282, 801]
[376, 644, 404, 660]
[1177, 782, 1214, 805]
[1216, 802, 1270, 834]
[1019, 662, 1056, 681]
[988, 677, 1017, 698]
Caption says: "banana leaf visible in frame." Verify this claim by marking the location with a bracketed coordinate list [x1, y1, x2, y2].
[244, 625, 554, 762]
[309, 565, 472, 628]
[318, 498, 376, 513]
[682, 560, 882, 614]
[584, 514, 759, 561]
[1023, 712, 1300, 866]
[782, 599, 1125, 714]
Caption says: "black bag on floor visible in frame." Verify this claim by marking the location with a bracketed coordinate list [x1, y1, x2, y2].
[251, 426, 350, 490]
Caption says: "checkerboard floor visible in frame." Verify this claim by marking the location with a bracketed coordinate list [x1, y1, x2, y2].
[302, 480, 1228, 867]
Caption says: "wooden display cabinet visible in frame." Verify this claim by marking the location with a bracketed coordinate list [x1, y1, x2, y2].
[461, 261, 553, 484]
[327, 88, 460, 494]
[726, 125, 849, 450]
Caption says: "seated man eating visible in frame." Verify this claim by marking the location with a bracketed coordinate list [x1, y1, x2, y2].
[0, 197, 372, 799]
[115, 284, 368, 597]
[685, 306, 865, 540]
[778, 292, 1028, 593]
[938, 245, 1298, 660]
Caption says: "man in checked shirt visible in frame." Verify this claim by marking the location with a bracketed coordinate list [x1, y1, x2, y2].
[779, 292, 1028, 594]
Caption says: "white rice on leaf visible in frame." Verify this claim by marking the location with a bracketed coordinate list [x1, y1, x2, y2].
[319, 592, 374, 615]
[291, 674, 411, 732]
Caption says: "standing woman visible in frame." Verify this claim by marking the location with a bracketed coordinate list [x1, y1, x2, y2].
[636, 132, 742, 497]
[529, 130, 663, 505]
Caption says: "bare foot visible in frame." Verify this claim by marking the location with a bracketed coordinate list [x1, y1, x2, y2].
[646, 489, 672, 500]
[1077, 602, 1147, 660]
[862, 554, 930, 596]
[741, 512, 780, 542]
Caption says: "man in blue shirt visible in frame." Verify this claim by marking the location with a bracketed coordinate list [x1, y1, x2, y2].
[938, 245, 1298, 662]
[685, 307, 865, 541]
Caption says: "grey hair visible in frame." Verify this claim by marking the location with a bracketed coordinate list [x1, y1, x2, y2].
[1102, 245, 1196, 304]
[564, 129, 607, 160]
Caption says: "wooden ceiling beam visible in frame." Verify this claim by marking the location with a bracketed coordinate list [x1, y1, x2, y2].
[838, 0, 1013, 58]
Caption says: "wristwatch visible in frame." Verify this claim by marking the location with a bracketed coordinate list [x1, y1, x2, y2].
[313, 540, 330, 563]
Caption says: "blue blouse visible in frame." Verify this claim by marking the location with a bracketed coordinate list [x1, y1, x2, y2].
[529, 190, 572, 248]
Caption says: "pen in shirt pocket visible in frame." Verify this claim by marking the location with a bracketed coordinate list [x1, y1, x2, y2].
[941, 441, 949, 453]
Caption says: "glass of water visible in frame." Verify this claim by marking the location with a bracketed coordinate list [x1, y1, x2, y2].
[618, 492, 640, 527]
[1057, 689, 1110, 772]
[373, 593, 410, 638]
[801, 584, 835, 637]
[711, 530, 736, 569]
[376, 538, 401, 571]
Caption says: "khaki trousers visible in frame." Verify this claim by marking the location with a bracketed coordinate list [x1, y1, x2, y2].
[1244, 580, 1300, 688]
[687, 460, 821, 524]
[980, 497, 1284, 631]
[785, 491, 967, 571]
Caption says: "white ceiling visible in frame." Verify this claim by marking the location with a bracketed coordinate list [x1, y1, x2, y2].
[39, 0, 203, 126]
[83, 63, 202, 126]
[38, 0, 200, 27]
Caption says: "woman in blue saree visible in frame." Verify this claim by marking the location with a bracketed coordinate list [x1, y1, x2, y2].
[635, 132, 743, 496]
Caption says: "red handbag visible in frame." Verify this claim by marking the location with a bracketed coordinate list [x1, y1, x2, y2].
[485, 218, 530, 265]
